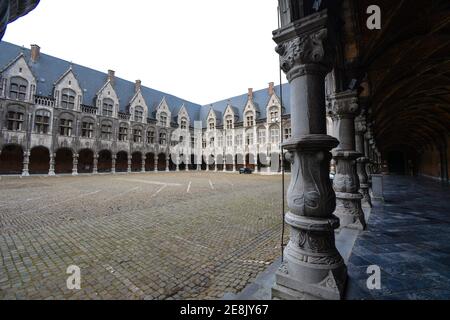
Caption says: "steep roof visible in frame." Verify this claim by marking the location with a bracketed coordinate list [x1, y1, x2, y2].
[0, 41, 202, 121]
[0, 41, 290, 127]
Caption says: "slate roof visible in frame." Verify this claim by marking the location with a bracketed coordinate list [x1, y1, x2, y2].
[0, 41, 290, 127]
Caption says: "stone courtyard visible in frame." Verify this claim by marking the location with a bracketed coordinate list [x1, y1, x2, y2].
[0, 172, 285, 300]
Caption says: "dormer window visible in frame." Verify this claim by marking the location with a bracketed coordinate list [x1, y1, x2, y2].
[102, 98, 114, 117]
[9, 76, 28, 101]
[135, 106, 144, 122]
[209, 119, 215, 130]
[270, 107, 279, 123]
[246, 112, 255, 127]
[180, 118, 187, 130]
[160, 112, 168, 127]
[226, 115, 233, 129]
[61, 89, 76, 109]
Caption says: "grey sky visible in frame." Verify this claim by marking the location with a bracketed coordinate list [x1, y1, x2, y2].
[3, 0, 286, 105]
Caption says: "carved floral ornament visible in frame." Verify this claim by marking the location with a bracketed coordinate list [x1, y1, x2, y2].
[275, 28, 332, 74]
[329, 93, 360, 117]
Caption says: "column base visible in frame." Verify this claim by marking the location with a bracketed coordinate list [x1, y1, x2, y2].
[360, 184, 372, 208]
[22, 171, 29, 177]
[72, 172, 78, 176]
[335, 192, 366, 230]
[48, 171, 56, 176]
[272, 263, 347, 300]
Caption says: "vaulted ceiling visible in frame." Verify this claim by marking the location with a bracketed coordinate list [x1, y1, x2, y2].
[349, 0, 450, 153]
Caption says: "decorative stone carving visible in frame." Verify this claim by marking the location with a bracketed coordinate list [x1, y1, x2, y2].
[355, 113, 372, 208]
[271, 10, 346, 301]
[328, 91, 366, 230]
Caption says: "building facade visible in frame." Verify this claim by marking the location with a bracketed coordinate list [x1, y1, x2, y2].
[0, 42, 293, 176]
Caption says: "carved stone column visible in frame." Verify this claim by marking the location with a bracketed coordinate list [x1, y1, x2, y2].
[22, 151, 30, 176]
[271, 11, 346, 300]
[127, 155, 132, 173]
[49, 153, 55, 176]
[166, 157, 170, 172]
[72, 153, 79, 176]
[223, 157, 226, 172]
[329, 91, 366, 230]
[141, 155, 146, 173]
[154, 155, 158, 172]
[254, 153, 259, 173]
[93, 154, 98, 174]
[355, 114, 372, 208]
[111, 155, 116, 174]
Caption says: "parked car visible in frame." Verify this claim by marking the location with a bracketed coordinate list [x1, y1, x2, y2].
[239, 168, 253, 174]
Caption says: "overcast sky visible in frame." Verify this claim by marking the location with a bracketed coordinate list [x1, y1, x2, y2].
[3, 0, 286, 105]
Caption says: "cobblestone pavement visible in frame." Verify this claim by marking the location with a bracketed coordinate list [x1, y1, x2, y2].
[0, 172, 286, 300]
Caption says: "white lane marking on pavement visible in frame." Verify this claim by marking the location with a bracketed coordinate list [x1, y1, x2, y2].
[209, 180, 215, 190]
[115, 178, 181, 187]
[187, 181, 192, 193]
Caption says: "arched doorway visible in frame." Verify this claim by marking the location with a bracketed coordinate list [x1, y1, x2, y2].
[55, 148, 73, 174]
[131, 152, 142, 172]
[189, 154, 197, 170]
[98, 150, 112, 173]
[388, 151, 406, 175]
[208, 155, 215, 170]
[29, 146, 50, 174]
[116, 151, 128, 173]
[78, 149, 94, 173]
[246, 154, 256, 170]
[236, 154, 244, 170]
[0, 144, 23, 174]
[179, 154, 187, 171]
[216, 154, 224, 171]
[158, 153, 166, 171]
[145, 153, 155, 171]
[169, 154, 176, 171]
[226, 154, 233, 171]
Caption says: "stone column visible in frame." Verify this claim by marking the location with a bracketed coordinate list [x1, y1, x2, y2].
[127, 155, 132, 173]
[214, 162, 218, 172]
[223, 157, 226, 172]
[166, 157, 170, 172]
[271, 11, 346, 300]
[111, 155, 116, 174]
[185, 156, 189, 171]
[154, 155, 158, 172]
[355, 114, 372, 208]
[72, 153, 79, 176]
[232, 155, 236, 172]
[141, 155, 146, 173]
[49, 153, 55, 176]
[22, 151, 30, 176]
[93, 154, 98, 174]
[329, 91, 366, 230]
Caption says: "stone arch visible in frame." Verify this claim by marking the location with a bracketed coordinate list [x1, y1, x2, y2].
[208, 154, 215, 170]
[145, 152, 155, 171]
[98, 150, 112, 173]
[78, 149, 94, 173]
[246, 153, 256, 170]
[157, 153, 166, 171]
[131, 151, 142, 172]
[226, 154, 234, 171]
[116, 151, 128, 173]
[55, 148, 73, 174]
[29, 146, 50, 174]
[0, 144, 23, 174]
[236, 153, 244, 170]
[216, 154, 224, 171]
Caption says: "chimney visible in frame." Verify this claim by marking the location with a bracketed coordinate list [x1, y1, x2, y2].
[108, 70, 115, 86]
[248, 88, 253, 99]
[135, 80, 141, 93]
[268, 82, 275, 96]
[30, 44, 40, 63]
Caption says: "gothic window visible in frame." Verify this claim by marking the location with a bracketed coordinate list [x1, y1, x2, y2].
[159, 112, 168, 127]
[59, 118, 73, 136]
[202, 139, 207, 149]
[81, 121, 94, 138]
[135, 106, 144, 122]
[218, 136, 224, 147]
[226, 135, 233, 147]
[270, 126, 280, 144]
[102, 98, 114, 117]
[101, 122, 112, 140]
[147, 130, 155, 144]
[235, 134, 243, 146]
[159, 132, 167, 145]
[258, 129, 266, 145]
[246, 132, 254, 145]
[209, 137, 215, 148]
[133, 128, 142, 143]
[61, 89, 76, 109]
[119, 125, 128, 141]
[35, 110, 51, 134]
[9, 77, 28, 101]
[7, 111, 24, 131]
[246, 112, 255, 127]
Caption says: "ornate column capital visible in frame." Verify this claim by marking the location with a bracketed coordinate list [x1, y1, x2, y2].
[355, 116, 367, 135]
[273, 11, 336, 81]
[328, 91, 360, 119]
